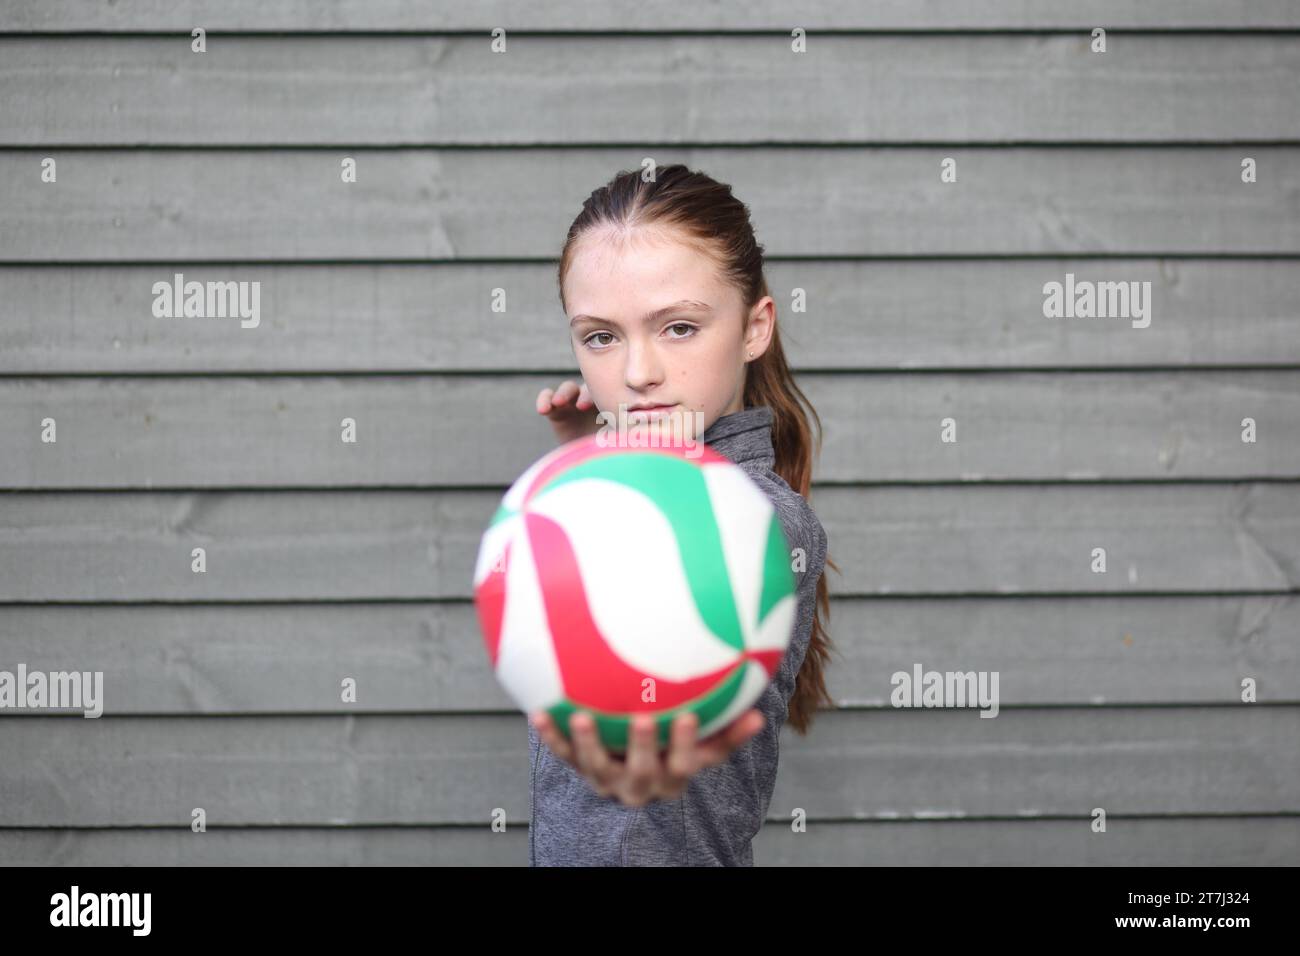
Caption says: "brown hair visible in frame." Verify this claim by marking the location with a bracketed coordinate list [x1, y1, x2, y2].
[556, 163, 838, 734]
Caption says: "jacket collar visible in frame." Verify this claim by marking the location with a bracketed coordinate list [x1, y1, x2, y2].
[701, 405, 775, 468]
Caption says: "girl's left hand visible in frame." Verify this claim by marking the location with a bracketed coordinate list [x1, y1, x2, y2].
[530, 708, 765, 807]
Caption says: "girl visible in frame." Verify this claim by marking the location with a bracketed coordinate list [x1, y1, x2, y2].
[528, 164, 836, 866]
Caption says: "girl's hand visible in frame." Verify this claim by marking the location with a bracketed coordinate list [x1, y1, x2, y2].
[536, 379, 601, 445]
[530, 708, 766, 807]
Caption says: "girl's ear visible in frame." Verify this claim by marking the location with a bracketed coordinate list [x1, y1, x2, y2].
[744, 296, 777, 360]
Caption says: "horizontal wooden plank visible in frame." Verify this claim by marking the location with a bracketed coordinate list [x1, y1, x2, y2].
[2, 708, 1295, 826]
[4, 260, 1299, 373]
[755, 816, 1300, 865]
[2, 596, 1295, 714]
[0, 825, 530, 866]
[4, 148, 1298, 260]
[3, 1, 1298, 32]
[0, 485, 1296, 600]
[4, 815, 1296, 866]
[6, 36, 1297, 145]
[5, 372, 1300, 487]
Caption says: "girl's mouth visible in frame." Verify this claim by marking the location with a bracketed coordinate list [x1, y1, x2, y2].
[627, 404, 676, 418]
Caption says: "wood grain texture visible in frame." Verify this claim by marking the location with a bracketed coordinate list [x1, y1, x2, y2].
[1, 485, 1296, 601]
[2, 260, 1298, 373]
[5, 148, 1298, 260]
[2, 707, 1295, 826]
[3, 372, 1298, 487]
[3, 1, 1298, 32]
[4, 816, 1297, 866]
[3, 14, 1296, 866]
[5, 35, 1298, 145]
[1, 596, 1294, 714]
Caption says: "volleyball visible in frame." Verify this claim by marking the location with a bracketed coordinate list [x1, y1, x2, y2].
[473, 433, 797, 752]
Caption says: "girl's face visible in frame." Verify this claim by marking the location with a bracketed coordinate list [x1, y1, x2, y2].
[563, 225, 774, 443]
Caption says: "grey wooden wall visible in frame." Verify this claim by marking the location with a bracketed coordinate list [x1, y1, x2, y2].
[2, 2, 1298, 866]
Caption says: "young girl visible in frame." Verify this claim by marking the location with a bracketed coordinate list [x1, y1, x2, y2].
[528, 164, 835, 866]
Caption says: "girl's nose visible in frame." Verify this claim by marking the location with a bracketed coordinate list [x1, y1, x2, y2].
[623, 341, 664, 391]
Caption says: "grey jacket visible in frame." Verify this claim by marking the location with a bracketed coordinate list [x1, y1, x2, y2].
[527, 404, 829, 866]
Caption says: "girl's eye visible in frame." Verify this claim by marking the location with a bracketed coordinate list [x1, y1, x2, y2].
[583, 325, 693, 349]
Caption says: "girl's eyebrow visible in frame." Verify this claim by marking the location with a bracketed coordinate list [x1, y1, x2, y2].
[569, 300, 713, 328]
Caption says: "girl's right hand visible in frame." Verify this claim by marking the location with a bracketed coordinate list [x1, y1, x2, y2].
[530, 708, 766, 808]
[536, 379, 601, 444]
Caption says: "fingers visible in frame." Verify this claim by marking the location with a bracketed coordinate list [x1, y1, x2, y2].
[695, 709, 765, 768]
[550, 380, 580, 412]
[664, 712, 701, 783]
[540, 708, 759, 807]
[550, 380, 579, 410]
[536, 380, 591, 417]
[568, 711, 618, 797]
[726, 709, 766, 746]
[536, 383, 571, 416]
[530, 711, 574, 764]
[621, 714, 659, 806]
